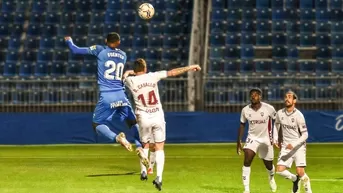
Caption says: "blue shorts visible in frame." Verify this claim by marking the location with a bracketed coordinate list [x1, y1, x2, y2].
[93, 91, 136, 127]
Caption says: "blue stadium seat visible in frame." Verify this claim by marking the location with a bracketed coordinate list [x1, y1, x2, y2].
[0, 36, 8, 48]
[228, 0, 241, 8]
[272, 0, 283, 8]
[286, 21, 299, 33]
[8, 37, 21, 49]
[16, 0, 31, 12]
[209, 47, 225, 60]
[22, 51, 38, 62]
[298, 88, 315, 101]
[240, 59, 254, 73]
[90, 12, 104, 23]
[146, 48, 162, 61]
[134, 23, 149, 35]
[53, 50, 69, 62]
[332, 47, 343, 59]
[287, 46, 298, 59]
[75, 12, 91, 24]
[331, 33, 343, 46]
[300, 9, 315, 20]
[162, 49, 179, 61]
[27, 24, 42, 36]
[227, 8, 241, 20]
[0, 50, 6, 62]
[163, 35, 180, 48]
[256, 20, 271, 32]
[256, 8, 271, 20]
[316, 0, 327, 8]
[211, 21, 226, 33]
[131, 49, 146, 61]
[316, 33, 330, 46]
[241, 20, 255, 32]
[32, 0, 47, 13]
[316, 59, 330, 74]
[332, 59, 343, 73]
[39, 36, 55, 49]
[73, 24, 89, 36]
[224, 60, 239, 74]
[255, 60, 271, 73]
[211, 9, 226, 21]
[149, 10, 165, 22]
[299, 60, 315, 73]
[272, 33, 286, 45]
[287, 9, 298, 21]
[272, 45, 287, 58]
[257, 0, 269, 8]
[227, 20, 241, 32]
[63, 0, 76, 11]
[121, 10, 136, 23]
[0, 12, 13, 24]
[148, 35, 163, 47]
[300, 0, 314, 8]
[45, 12, 61, 24]
[61, 12, 75, 23]
[51, 62, 65, 76]
[271, 59, 287, 73]
[103, 23, 120, 36]
[12, 24, 23, 36]
[77, 0, 92, 11]
[1, 0, 16, 13]
[0, 24, 11, 36]
[256, 33, 271, 46]
[331, 22, 343, 33]
[330, 0, 343, 9]
[241, 32, 256, 45]
[119, 23, 134, 35]
[272, 20, 285, 32]
[149, 22, 164, 35]
[272, 9, 286, 20]
[133, 35, 148, 48]
[86, 35, 103, 45]
[81, 62, 97, 76]
[226, 33, 240, 45]
[285, 0, 297, 8]
[37, 50, 53, 63]
[92, 0, 106, 11]
[66, 62, 81, 76]
[30, 12, 44, 24]
[55, 36, 67, 49]
[6, 50, 20, 63]
[316, 87, 333, 99]
[88, 23, 103, 35]
[107, 0, 122, 11]
[300, 33, 315, 47]
[164, 22, 181, 34]
[3, 62, 17, 76]
[122, 0, 137, 9]
[242, 9, 255, 20]
[210, 33, 225, 46]
[316, 9, 331, 21]
[316, 46, 331, 59]
[14, 12, 26, 24]
[287, 59, 299, 73]
[119, 35, 133, 48]
[104, 11, 121, 24]
[209, 59, 224, 74]
[287, 34, 299, 45]
[225, 46, 240, 59]
[316, 21, 330, 33]
[19, 62, 33, 77]
[24, 36, 39, 49]
[300, 21, 315, 33]
[165, 11, 183, 22]
[43, 90, 59, 103]
[68, 51, 83, 62]
[332, 9, 343, 21]
[241, 45, 254, 59]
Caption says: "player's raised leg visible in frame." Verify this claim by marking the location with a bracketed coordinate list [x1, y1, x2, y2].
[148, 143, 156, 174]
[276, 165, 299, 193]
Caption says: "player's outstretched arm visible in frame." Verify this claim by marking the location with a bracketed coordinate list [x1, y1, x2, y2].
[236, 123, 245, 155]
[65, 36, 89, 55]
[166, 64, 201, 77]
[122, 70, 135, 81]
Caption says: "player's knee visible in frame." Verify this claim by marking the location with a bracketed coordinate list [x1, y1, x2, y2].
[154, 142, 164, 151]
[243, 160, 252, 167]
[276, 165, 286, 173]
[149, 143, 155, 152]
[296, 167, 305, 177]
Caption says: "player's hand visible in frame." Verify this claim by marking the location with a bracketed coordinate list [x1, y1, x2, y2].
[126, 70, 135, 75]
[273, 140, 280, 149]
[236, 140, 243, 155]
[190, 65, 201, 71]
[286, 144, 293, 150]
[64, 36, 72, 42]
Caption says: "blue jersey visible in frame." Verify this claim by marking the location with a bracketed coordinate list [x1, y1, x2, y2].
[87, 45, 127, 92]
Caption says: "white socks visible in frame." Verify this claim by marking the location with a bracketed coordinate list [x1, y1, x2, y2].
[276, 170, 297, 181]
[301, 173, 312, 193]
[150, 151, 156, 169]
[140, 148, 149, 173]
[267, 165, 275, 179]
[155, 150, 165, 182]
[242, 166, 251, 192]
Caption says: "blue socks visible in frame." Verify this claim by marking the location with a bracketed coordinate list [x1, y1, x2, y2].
[95, 124, 117, 142]
[131, 124, 143, 148]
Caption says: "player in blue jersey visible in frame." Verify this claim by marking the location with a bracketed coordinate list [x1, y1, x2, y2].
[64, 32, 149, 168]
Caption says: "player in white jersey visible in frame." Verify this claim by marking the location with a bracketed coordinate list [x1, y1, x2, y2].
[274, 91, 312, 193]
[123, 58, 201, 191]
[236, 88, 277, 193]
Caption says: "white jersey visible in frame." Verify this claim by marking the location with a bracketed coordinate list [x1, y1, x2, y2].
[124, 71, 167, 117]
[275, 108, 307, 146]
[240, 102, 276, 143]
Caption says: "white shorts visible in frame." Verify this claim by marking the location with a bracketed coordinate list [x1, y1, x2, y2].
[243, 138, 274, 161]
[137, 115, 166, 144]
[277, 145, 306, 168]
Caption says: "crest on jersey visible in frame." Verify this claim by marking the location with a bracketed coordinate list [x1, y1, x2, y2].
[291, 118, 295, 122]
[281, 117, 284, 120]
[249, 114, 251, 117]
[260, 112, 264, 117]
[90, 45, 96, 50]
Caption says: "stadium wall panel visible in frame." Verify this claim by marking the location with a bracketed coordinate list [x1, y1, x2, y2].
[0, 112, 342, 144]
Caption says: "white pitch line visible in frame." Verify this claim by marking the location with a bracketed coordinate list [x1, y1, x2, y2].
[0, 156, 342, 159]
[311, 179, 343, 182]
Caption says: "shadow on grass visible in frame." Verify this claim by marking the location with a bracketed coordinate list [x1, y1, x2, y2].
[86, 172, 138, 177]
[202, 185, 238, 193]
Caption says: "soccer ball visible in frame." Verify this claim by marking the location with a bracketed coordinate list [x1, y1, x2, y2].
[138, 3, 155, 20]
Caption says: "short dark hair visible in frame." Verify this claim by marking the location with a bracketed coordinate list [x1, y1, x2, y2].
[249, 87, 262, 96]
[106, 32, 120, 43]
[133, 58, 147, 73]
[286, 90, 298, 100]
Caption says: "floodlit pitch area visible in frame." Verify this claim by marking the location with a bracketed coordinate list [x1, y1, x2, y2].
[0, 144, 342, 193]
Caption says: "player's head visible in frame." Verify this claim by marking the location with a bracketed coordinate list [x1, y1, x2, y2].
[133, 58, 147, 74]
[105, 32, 120, 48]
[284, 90, 298, 108]
[249, 88, 262, 105]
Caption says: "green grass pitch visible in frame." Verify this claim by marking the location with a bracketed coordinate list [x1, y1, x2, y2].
[0, 144, 342, 193]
